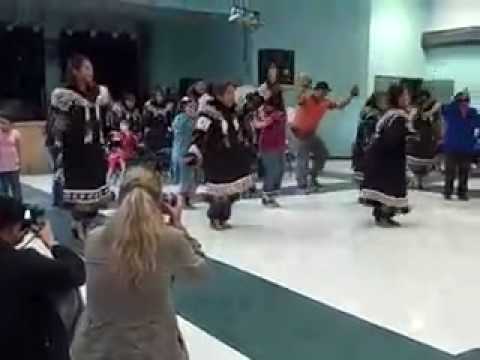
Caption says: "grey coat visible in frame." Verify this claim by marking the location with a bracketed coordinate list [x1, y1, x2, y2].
[71, 225, 206, 360]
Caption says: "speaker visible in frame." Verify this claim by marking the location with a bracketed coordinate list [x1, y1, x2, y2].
[258, 49, 295, 85]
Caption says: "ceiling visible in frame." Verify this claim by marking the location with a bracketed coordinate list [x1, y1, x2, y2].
[0, 0, 229, 27]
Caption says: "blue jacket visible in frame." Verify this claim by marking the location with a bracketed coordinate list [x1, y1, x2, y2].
[442, 102, 480, 154]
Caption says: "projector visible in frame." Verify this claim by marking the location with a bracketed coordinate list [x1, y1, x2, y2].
[228, 6, 263, 29]
[229, 6, 245, 23]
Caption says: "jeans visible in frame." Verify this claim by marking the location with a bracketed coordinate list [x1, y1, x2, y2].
[444, 153, 471, 196]
[261, 151, 284, 194]
[295, 135, 329, 188]
[48, 145, 63, 206]
[0, 171, 22, 201]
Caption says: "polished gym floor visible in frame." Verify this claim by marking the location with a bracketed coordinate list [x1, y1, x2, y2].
[21, 161, 480, 360]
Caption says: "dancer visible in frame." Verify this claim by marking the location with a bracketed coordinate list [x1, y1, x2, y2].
[50, 54, 111, 241]
[352, 92, 388, 184]
[186, 82, 255, 230]
[172, 97, 198, 208]
[187, 80, 207, 102]
[442, 90, 480, 201]
[291, 80, 359, 192]
[108, 93, 143, 135]
[143, 87, 172, 169]
[255, 86, 287, 207]
[188, 80, 212, 112]
[406, 90, 442, 189]
[360, 84, 414, 227]
[143, 87, 168, 135]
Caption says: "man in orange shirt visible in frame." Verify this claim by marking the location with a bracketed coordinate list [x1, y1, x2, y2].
[292, 81, 359, 191]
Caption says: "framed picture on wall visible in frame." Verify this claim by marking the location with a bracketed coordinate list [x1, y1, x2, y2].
[258, 49, 295, 85]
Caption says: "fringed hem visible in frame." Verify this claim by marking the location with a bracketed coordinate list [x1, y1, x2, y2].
[204, 175, 254, 197]
[64, 185, 111, 205]
[360, 189, 409, 209]
[353, 171, 364, 183]
[407, 155, 436, 166]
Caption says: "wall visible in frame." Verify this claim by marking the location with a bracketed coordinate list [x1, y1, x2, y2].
[148, 13, 250, 89]
[250, 0, 371, 157]
[425, 0, 480, 102]
[427, 0, 480, 31]
[368, 0, 430, 92]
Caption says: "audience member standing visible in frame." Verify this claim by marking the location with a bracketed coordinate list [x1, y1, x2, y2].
[172, 97, 198, 208]
[255, 86, 287, 207]
[50, 54, 111, 242]
[72, 166, 205, 360]
[259, 62, 281, 98]
[291, 80, 358, 192]
[442, 90, 480, 201]
[0, 116, 22, 201]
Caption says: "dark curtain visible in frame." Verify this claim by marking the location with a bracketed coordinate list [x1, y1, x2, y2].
[0, 26, 45, 120]
[59, 31, 139, 101]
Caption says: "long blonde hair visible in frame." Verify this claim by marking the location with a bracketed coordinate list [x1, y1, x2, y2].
[107, 166, 165, 287]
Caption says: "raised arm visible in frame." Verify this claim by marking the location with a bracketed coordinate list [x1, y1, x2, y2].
[333, 85, 359, 110]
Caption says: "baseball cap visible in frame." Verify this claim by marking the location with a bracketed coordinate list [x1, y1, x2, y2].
[314, 81, 332, 92]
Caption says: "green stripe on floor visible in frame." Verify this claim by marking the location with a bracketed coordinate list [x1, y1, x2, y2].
[175, 259, 452, 360]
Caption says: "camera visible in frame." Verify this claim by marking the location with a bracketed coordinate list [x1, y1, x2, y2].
[161, 193, 178, 207]
[22, 204, 46, 231]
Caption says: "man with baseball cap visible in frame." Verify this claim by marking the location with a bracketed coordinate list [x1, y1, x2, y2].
[291, 80, 359, 191]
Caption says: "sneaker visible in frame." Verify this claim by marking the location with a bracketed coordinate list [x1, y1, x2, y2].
[269, 198, 281, 208]
[444, 194, 452, 201]
[458, 194, 469, 201]
[311, 180, 323, 189]
[261, 195, 270, 206]
[262, 196, 280, 208]
[297, 187, 311, 195]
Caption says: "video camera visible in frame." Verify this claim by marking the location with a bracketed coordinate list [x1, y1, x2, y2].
[22, 204, 46, 232]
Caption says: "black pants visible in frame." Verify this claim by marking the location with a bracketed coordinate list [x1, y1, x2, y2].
[207, 194, 240, 223]
[444, 153, 471, 196]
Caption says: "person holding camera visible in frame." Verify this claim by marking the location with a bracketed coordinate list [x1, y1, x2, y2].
[0, 196, 86, 360]
[291, 80, 359, 192]
[72, 166, 206, 360]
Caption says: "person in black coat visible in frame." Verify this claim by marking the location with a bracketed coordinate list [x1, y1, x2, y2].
[0, 196, 86, 360]
[360, 84, 415, 227]
[185, 82, 255, 230]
